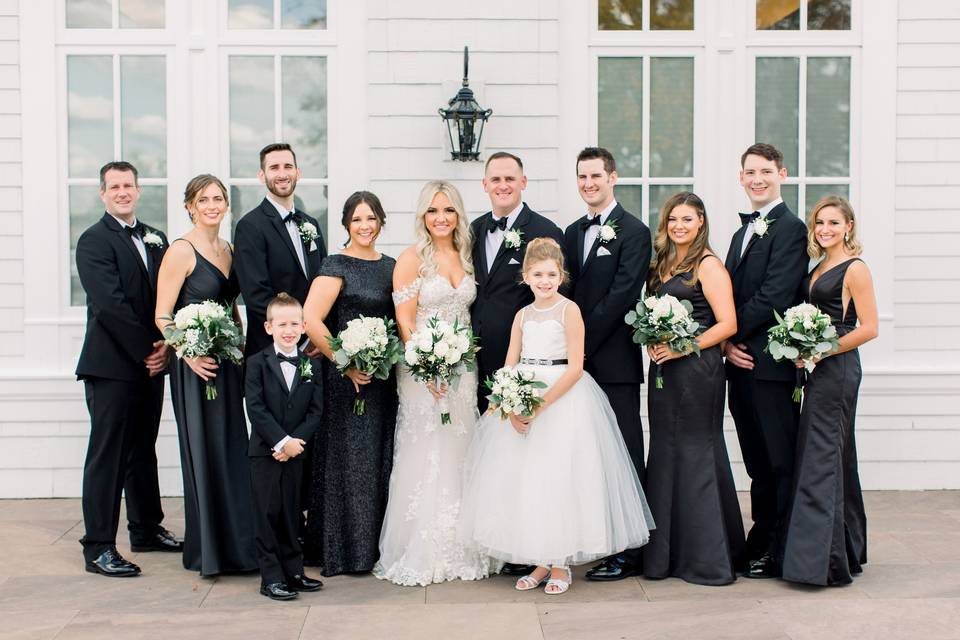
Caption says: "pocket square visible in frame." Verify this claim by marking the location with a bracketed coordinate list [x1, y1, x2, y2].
[596, 246, 612, 257]
[508, 257, 520, 265]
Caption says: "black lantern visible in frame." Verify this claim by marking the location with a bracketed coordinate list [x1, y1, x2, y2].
[439, 47, 492, 161]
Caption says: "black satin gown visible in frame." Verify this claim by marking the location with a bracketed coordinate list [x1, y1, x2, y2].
[168, 241, 257, 575]
[782, 258, 867, 586]
[303, 254, 398, 576]
[643, 260, 746, 585]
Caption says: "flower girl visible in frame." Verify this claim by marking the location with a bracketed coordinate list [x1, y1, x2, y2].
[460, 238, 654, 594]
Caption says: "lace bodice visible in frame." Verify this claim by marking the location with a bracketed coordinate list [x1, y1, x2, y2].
[520, 300, 569, 362]
[393, 274, 476, 328]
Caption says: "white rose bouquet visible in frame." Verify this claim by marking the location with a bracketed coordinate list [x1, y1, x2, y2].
[766, 303, 840, 402]
[404, 316, 479, 425]
[624, 293, 701, 389]
[484, 367, 548, 424]
[327, 315, 403, 415]
[163, 300, 244, 400]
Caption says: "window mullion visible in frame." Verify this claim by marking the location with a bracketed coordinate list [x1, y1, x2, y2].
[798, 55, 807, 211]
[112, 0, 119, 29]
[112, 54, 121, 160]
[642, 0, 650, 31]
[642, 55, 651, 224]
[274, 0, 282, 29]
[799, 0, 808, 33]
[274, 54, 282, 142]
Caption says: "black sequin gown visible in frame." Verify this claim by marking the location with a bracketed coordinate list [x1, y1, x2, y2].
[304, 254, 398, 576]
[782, 258, 868, 586]
[168, 242, 256, 576]
[643, 259, 747, 585]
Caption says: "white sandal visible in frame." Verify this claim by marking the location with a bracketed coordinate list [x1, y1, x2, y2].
[515, 567, 550, 591]
[545, 566, 572, 595]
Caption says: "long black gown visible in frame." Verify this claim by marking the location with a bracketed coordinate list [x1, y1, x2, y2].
[303, 254, 398, 576]
[782, 258, 867, 586]
[643, 259, 747, 585]
[168, 241, 257, 576]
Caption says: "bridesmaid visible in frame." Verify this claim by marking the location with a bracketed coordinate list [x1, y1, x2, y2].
[643, 192, 747, 585]
[782, 196, 878, 586]
[155, 175, 256, 575]
[302, 191, 398, 576]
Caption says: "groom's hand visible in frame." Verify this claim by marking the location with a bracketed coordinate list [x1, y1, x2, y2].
[724, 342, 754, 370]
[144, 341, 170, 376]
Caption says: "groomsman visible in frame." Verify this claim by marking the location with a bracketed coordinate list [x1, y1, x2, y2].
[234, 143, 327, 357]
[76, 161, 183, 577]
[470, 152, 563, 413]
[724, 143, 808, 578]
[564, 147, 650, 581]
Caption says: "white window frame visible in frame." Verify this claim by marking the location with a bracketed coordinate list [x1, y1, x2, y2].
[591, 0, 704, 41]
[750, 0, 859, 41]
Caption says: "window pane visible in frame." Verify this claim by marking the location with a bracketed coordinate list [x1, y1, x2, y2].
[68, 56, 113, 178]
[229, 185, 265, 240]
[598, 0, 642, 30]
[651, 0, 694, 30]
[282, 0, 327, 29]
[808, 0, 851, 30]
[780, 184, 799, 216]
[70, 186, 103, 305]
[292, 184, 328, 252]
[229, 0, 273, 29]
[755, 57, 799, 175]
[806, 57, 850, 177]
[615, 185, 643, 221]
[121, 56, 166, 178]
[282, 57, 327, 178]
[650, 58, 693, 178]
[229, 56, 275, 178]
[804, 184, 848, 218]
[599, 58, 643, 178]
[137, 186, 168, 234]
[650, 184, 691, 233]
[66, 0, 111, 28]
[119, 0, 165, 28]
[756, 0, 799, 30]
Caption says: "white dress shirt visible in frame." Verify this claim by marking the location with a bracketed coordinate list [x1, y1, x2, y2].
[582, 199, 618, 264]
[266, 196, 307, 275]
[272, 344, 298, 452]
[740, 197, 782, 257]
[109, 214, 148, 268]
[485, 203, 523, 269]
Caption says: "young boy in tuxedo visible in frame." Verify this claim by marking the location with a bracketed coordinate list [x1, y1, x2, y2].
[245, 293, 325, 600]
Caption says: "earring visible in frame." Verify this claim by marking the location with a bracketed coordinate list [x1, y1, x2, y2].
[844, 232, 849, 242]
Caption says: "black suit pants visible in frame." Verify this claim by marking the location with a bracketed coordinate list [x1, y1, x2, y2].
[80, 376, 165, 561]
[727, 368, 799, 560]
[251, 456, 305, 585]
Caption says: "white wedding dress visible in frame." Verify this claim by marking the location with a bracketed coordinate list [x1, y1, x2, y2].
[373, 273, 501, 586]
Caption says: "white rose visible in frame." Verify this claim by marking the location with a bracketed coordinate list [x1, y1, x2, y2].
[643, 296, 657, 310]
[599, 224, 617, 242]
[444, 348, 461, 365]
[753, 217, 769, 236]
[652, 297, 672, 320]
[404, 349, 418, 366]
[433, 341, 450, 358]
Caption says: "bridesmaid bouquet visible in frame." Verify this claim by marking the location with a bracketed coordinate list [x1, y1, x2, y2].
[766, 303, 840, 402]
[327, 315, 403, 415]
[484, 367, 548, 421]
[163, 300, 244, 400]
[404, 316, 479, 425]
[625, 293, 701, 389]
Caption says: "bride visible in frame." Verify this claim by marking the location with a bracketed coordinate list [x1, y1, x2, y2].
[373, 181, 500, 586]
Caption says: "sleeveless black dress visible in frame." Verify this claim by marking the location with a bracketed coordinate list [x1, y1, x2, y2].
[643, 258, 747, 585]
[303, 254, 398, 575]
[168, 241, 257, 575]
[782, 258, 867, 586]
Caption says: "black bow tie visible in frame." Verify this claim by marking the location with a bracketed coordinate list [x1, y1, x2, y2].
[580, 215, 602, 230]
[739, 211, 761, 225]
[282, 211, 302, 225]
[276, 352, 300, 366]
[487, 216, 508, 234]
[124, 222, 144, 239]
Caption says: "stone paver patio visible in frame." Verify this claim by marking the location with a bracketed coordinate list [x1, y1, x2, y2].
[0, 492, 958, 639]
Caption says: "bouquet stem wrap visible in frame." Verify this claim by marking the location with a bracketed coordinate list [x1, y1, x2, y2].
[435, 376, 451, 425]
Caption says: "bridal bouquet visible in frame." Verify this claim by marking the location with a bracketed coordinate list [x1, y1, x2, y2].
[625, 293, 701, 389]
[766, 303, 839, 402]
[484, 367, 548, 421]
[164, 300, 244, 400]
[404, 316, 479, 425]
[327, 315, 403, 415]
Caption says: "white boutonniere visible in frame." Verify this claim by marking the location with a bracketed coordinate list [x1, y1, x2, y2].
[599, 220, 618, 244]
[298, 221, 319, 251]
[753, 215, 774, 238]
[143, 231, 163, 248]
[298, 357, 314, 381]
[503, 228, 524, 250]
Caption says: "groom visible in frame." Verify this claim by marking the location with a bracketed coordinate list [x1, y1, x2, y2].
[564, 147, 650, 581]
[75, 161, 183, 577]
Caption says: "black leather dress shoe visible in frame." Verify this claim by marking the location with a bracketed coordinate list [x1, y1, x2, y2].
[131, 528, 184, 553]
[85, 547, 141, 577]
[260, 583, 298, 600]
[745, 553, 782, 579]
[287, 574, 323, 592]
[585, 557, 638, 581]
[501, 563, 537, 576]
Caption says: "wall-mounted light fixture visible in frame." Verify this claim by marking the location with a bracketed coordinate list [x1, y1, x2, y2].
[439, 46, 492, 161]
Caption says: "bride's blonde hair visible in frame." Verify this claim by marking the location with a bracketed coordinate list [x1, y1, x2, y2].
[413, 180, 474, 278]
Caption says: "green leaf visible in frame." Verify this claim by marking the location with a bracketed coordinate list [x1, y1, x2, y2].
[781, 345, 800, 360]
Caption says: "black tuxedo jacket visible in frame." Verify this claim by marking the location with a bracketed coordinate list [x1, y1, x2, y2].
[244, 346, 323, 457]
[724, 201, 809, 382]
[75, 212, 168, 382]
[234, 198, 327, 356]
[564, 203, 650, 385]
[470, 204, 564, 378]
